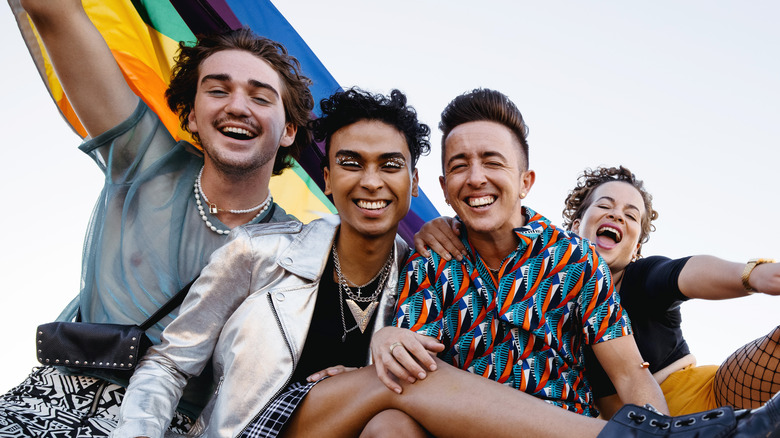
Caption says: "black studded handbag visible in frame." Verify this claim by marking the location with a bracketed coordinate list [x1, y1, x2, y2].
[35, 277, 197, 380]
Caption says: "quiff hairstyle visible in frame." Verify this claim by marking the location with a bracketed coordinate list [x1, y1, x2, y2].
[166, 28, 314, 175]
[562, 165, 659, 250]
[439, 88, 530, 171]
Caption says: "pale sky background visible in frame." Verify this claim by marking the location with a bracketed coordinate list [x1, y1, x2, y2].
[0, 1, 778, 393]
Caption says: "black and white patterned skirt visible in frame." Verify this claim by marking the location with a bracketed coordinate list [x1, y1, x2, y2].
[240, 380, 319, 438]
[0, 366, 192, 438]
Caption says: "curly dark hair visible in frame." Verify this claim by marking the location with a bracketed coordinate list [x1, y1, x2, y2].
[562, 166, 659, 248]
[310, 88, 431, 168]
[439, 88, 530, 171]
[165, 28, 314, 175]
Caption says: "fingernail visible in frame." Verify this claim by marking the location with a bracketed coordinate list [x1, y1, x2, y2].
[443, 253, 452, 261]
[430, 364, 437, 371]
[418, 372, 426, 379]
[408, 377, 416, 383]
[395, 388, 402, 394]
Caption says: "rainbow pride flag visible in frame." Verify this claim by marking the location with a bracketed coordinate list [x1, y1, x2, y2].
[7, 0, 439, 242]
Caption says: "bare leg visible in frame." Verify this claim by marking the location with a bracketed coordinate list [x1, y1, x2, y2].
[282, 358, 605, 438]
[715, 326, 780, 409]
[359, 410, 430, 438]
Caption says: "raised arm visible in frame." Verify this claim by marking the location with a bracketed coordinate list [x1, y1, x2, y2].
[21, 0, 139, 137]
[678, 256, 780, 300]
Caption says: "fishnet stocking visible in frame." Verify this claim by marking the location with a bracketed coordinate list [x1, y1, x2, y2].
[714, 325, 780, 409]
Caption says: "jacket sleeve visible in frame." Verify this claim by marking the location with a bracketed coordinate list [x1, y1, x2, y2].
[113, 227, 257, 437]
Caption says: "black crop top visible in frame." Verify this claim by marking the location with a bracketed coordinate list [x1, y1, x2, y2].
[585, 255, 692, 398]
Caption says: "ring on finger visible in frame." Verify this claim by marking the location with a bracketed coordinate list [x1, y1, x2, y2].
[389, 342, 403, 354]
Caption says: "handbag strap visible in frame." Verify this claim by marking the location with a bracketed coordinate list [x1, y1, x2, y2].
[137, 202, 277, 331]
[139, 276, 199, 331]
[77, 202, 278, 331]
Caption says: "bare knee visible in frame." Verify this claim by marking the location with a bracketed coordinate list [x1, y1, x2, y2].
[360, 409, 430, 438]
[768, 326, 780, 343]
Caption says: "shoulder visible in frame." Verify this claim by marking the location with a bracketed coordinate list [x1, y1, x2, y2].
[626, 255, 685, 277]
[521, 207, 586, 249]
[222, 220, 305, 257]
[243, 215, 340, 246]
[244, 220, 304, 238]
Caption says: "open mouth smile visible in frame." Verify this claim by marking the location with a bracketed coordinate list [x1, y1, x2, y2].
[467, 195, 495, 208]
[219, 126, 257, 140]
[356, 200, 389, 210]
[596, 225, 622, 244]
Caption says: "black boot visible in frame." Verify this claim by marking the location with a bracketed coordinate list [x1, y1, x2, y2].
[598, 391, 780, 437]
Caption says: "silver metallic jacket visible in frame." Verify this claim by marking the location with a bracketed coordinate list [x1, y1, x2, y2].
[113, 216, 407, 437]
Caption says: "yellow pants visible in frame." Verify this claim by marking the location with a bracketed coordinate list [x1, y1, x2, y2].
[660, 364, 719, 416]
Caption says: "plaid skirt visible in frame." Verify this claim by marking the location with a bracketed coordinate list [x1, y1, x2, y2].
[0, 366, 192, 438]
[240, 380, 319, 438]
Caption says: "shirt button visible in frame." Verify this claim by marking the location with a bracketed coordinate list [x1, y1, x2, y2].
[283, 257, 293, 265]
[276, 293, 286, 301]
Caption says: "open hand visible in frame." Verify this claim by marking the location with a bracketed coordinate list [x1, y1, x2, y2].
[370, 326, 445, 393]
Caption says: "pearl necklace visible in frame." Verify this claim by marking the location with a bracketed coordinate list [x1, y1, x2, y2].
[196, 166, 272, 214]
[193, 167, 273, 235]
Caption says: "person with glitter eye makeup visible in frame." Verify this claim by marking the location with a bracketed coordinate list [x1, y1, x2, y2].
[114, 88, 432, 438]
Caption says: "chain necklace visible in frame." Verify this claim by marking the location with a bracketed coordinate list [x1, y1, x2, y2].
[332, 243, 394, 340]
[193, 166, 272, 235]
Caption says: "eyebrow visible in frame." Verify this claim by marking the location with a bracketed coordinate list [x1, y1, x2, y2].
[445, 150, 507, 168]
[335, 150, 407, 161]
[201, 74, 280, 97]
[595, 196, 641, 213]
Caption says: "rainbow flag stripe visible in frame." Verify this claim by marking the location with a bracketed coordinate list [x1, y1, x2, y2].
[8, 0, 439, 240]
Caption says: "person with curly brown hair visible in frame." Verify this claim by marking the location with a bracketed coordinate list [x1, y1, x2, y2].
[561, 165, 780, 418]
[0, 0, 313, 435]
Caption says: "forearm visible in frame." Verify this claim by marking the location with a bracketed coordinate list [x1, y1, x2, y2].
[678, 255, 751, 299]
[114, 354, 189, 437]
[21, 0, 138, 137]
[592, 335, 669, 415]
[612, 371, 669, 415]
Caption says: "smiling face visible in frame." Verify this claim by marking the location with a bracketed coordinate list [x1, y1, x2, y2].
[323, 119, 418, 243]
[440, 120, 535, 241]
[188, 49, 296, 176]
[572, 181, 645, 274]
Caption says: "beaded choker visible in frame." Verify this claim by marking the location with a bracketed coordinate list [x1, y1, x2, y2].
[193, 166, 272, 235]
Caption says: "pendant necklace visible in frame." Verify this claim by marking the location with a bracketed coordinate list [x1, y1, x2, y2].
[332, 243, 394, 341]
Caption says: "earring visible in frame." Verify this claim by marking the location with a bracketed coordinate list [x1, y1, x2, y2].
[520, 192, 526, 199]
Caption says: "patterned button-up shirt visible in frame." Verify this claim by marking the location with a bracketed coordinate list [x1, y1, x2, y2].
[395, 207, 631, 416]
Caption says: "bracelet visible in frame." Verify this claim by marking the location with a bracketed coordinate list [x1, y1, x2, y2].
[741, 258, 775, 294]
